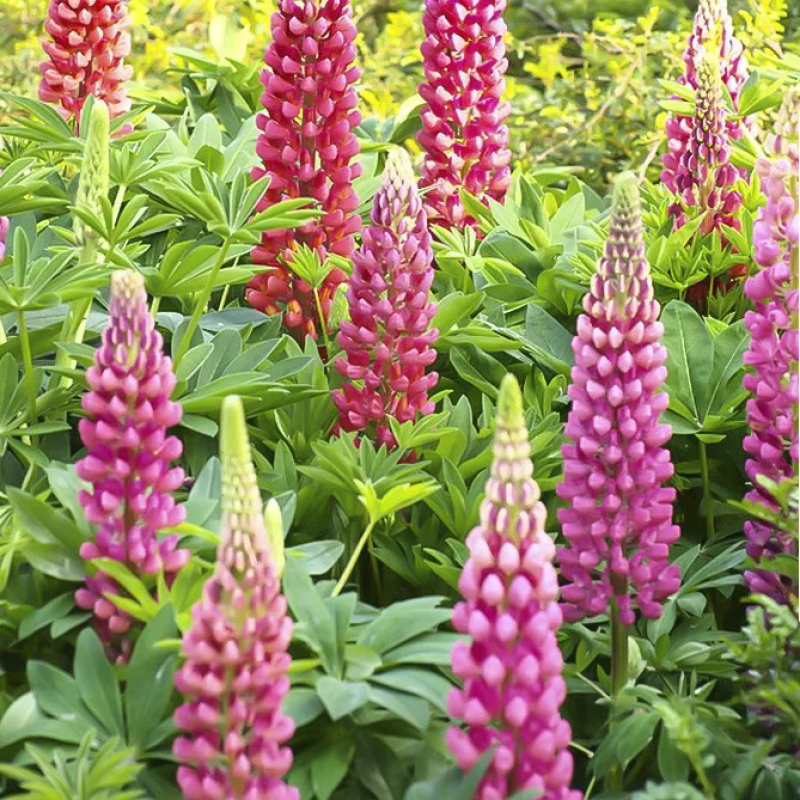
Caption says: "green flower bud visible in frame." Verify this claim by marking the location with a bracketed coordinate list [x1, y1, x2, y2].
[74, 100, 110, 249]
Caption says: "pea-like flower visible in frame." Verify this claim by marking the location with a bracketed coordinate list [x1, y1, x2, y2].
[333, 148, 439, 449]
[173, 396, 297, 800]
[742, 86, 799, 602]
[75, 270, 188, 659]
[417, 0, 512, 230]
[447, 375, 581, 800]
[39, 0, 133, 130]
[247, 0, 362, 341]
[556, 173, 681, 625]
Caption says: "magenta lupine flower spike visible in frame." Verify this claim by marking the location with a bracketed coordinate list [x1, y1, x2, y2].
[742, 86, 800, 602]
[665, 49, 744, 237]
[447, 375, 580, 800]
[173, 395, 297, 800]
[662, 0, 748, 225]
[75, 270, 188, 658]
[417, 0, 512, 230]
[333, 148, 439, 449]
[556, 174, 681, 625]
[39, 0, 133, 130]
[246, 0, 362, 342]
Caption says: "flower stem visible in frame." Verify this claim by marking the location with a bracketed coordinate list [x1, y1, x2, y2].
[607, 592, 629, 794]
[174, 238, 232, 370]
[17, 310, 37, 433]
[699, 439, 715, 539]
[313, 286, 332, 358]
[332, 520, 375, 597]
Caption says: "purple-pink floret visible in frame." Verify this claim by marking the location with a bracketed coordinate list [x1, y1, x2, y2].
[333, 148, 439, 449]
[417, 0, 512, 230]
[75, 270, 188, 658]
[173, 396, 296, 800]
[447, 375, 581, 800]
[556, 174, 681, 626]
[662, 0, 748, 231]
[0, 215, 8, 261]
[742, 87, 799, 602]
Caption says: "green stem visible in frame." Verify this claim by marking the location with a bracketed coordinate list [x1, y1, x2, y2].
[332, 520, 375, 597]
[174, 238, 232, 370]
[699, 439, 715, 539]
[607, 592, 629, 794]
[218, 283, 230, 311]
[150, 296, 161, 318]
[111, 184, 126, 224]
[313, 286, 332, 357]
[17, 310, 37, 432]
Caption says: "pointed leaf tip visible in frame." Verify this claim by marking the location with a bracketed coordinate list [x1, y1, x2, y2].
[497, 374, 524, 428]
[221, 395, 249, 463]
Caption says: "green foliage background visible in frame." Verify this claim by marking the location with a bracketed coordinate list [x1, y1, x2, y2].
[2, 0, 798, 187]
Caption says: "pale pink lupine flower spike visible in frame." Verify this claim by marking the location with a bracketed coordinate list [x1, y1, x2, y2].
[742, 86, 800, 603]
[39, 0, 133, 129]
[447, 374, 581, 800]
[173, 395, 297, 800]
[556, 173, 681, 626]
[75, 270, 188, 660]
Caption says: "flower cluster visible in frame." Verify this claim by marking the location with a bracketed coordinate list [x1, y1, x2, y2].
[0, 214, 7, 262]
[333, 148, 439, 449]
[39, 0, 133, 130]
[556, 173, 681, 625]
[662, 0, 748, 229]
[417, 0, 512, 230]
[742, 86, 799, 602]
[174, 395, 297, 800]
[664, 49, 744, 236]
[75, 270, 188, 659]
[447, 375, 581, 800]
[246, 0, 362, 341]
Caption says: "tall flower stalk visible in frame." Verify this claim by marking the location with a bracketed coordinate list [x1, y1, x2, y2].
[556, 174, 681, 701]
[75, 270, 188, 660]
[39, 0, 133, 131]
[55, 99, 110, 383]
[417, 0, 512, 230]
[662, 0, 748, 228]
[246, 0, 362, 342]
[742, 86, 799, 603]
[333, 148, 439, 449]
[447, 374, 581, 800]
[173, 395, 297, 800]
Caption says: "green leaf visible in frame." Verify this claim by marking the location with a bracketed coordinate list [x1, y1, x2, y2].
[661, 300, 714, 429]
[368, 685, 430, 730]
[17, 593, 75, 641]
[357, 597, 451, 655]
[284, 688, 325, 728]
[592, 711, 659, 776]
[310, 737, 355, 800]
[370, 667, 452, 712]
[316, 676, 370, 721]
[27, 661, 94, 729]
[522, 305, 574, 375]
[74, 629, 125, 738]
[126, 605, 178, 751]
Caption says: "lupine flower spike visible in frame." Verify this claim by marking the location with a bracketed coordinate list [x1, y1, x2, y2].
[447, 375, 581, 800]
[662, 0, 748, 227]
[557, 173, 681, 625]
[39, 0, 133, 130]
[742, 86, 800, 602]
[75, 270, 188, 660]
[333, 148, 439, 449]
[174, 395, 297, 800]
[417, 0, 512, 230]
[666, 49, 744, 236]
[246, 0, 362, 341]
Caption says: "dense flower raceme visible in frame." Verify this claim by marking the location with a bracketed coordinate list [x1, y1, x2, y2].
[742, 86, 800, 602]
[556, 173, 681, 626]
[174, 395, 297, 800]
[447, 375, 581, 800]
[417, 0, 512, 230]
[246, 0, 362, 341]
[665, 49, 744, 236]
[333, 148, 439, 448]
[75, 270, 188, 659]
[39, 0, 133, 130]
[662, 0, 748, 223]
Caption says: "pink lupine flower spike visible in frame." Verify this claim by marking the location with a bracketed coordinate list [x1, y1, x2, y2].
[173, 395, 297, 800]
[447, 374, 581, 800]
